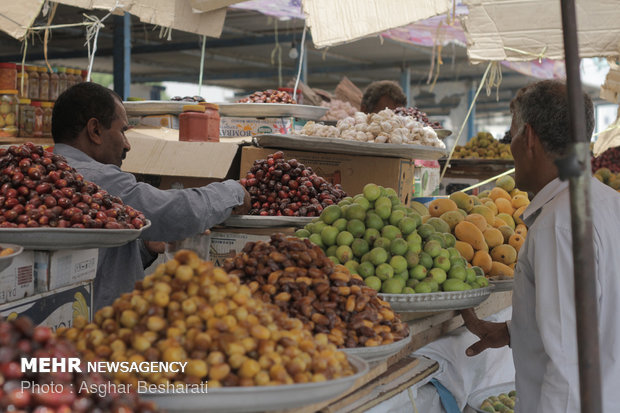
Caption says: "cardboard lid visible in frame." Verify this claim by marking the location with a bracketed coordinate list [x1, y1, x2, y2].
[183, 104, 205, 112]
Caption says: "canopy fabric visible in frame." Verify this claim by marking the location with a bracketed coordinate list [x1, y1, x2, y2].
[0, 0, 44, 39]
[462, 0, 620, 63]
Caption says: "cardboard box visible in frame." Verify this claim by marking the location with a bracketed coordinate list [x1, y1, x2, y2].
[139, 115, 180, 130]
[0, 250, 35, 304]
[414, 160, 440, 197]
[220, 117, 306, 138]
[122, 131, 241, 189]
[35, 249, 98, 291]
[0, 282, 93, 331]
[240, 147, 416, 206]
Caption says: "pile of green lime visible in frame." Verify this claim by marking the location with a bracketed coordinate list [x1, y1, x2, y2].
[480, 390, 516, 412]
[295, 183, 489, 294]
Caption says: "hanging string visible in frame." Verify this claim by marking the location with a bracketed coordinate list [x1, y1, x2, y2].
[485, 61, 503, 101]
[43, 2, 59, 73]
[270, 20, 282, 88]
[198, 35, 206, 96]
[504, 45, 548, 63]
[440, 62, 493, 182]
[293, 24, 308, 103]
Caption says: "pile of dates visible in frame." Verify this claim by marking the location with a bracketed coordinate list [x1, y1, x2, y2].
[240, 151, 347, 217]
[237, 90, 296, 104]
[591, 145, 620, 173]
[0, 143, 147, 229]
[0, 317, 160, 412]
[394, 106, 442, 129]
[224, 234, 409, 348]
[170, 96, 205, 103]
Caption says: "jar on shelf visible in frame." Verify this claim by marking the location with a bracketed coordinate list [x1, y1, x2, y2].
[57, 67, 67, 95]
[0, 90, 19, 137]
[72, 68, 82, 86]
[38, 66, 49, 101]
[49, 68, 59, 101]
[179, 104, 220, 142]
[41, 101, 53, 138]
[0, 63, 17, 90]
[81, 69, 88, 82]
[26, 66, 39, 100]
[65, 68, 74, 89]
[30, 101, 43, 137]
[16, 67, 28, 99]
[18, 98, 34, 138]
[200, 102, 221, 141]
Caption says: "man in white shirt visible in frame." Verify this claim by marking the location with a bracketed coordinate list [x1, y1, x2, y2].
[461, 80, 620, 412]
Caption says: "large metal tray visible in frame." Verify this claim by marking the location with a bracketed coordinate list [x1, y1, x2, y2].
[0, 244, 24, 273]
[222, 215, 314, 228]
[435, 129, 452, 139]
[142, 354, 368, 413]
[379, 286, 494, 313]
[489, 278, 514, 292]
[254, 134, 447, 160]
[467, 381, 515, 413]
[218, 103, 327, 120]
[123, 100, 187, 116]
[0, 221, 151, 250]
[341, 335, 411, 363]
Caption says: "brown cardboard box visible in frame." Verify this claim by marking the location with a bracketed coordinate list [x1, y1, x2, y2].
[121, 130, 241, 189]
[240, 147, 416, 205]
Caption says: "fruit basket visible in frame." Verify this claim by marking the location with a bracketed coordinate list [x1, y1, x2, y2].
[0, 243, 23, 272]
[379, 286, 494, 313]
[254, 134, 447, 160]
[222, 215, 314, 228]
[467, 381, 516, 413]
[218, 103, 328, 120]
[0, 221, 150, 250]
[341, 335, 411, 363]
[142, 354, 368, 413]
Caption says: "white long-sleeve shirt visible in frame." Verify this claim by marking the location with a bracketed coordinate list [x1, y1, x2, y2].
[509, 177, 620, 413]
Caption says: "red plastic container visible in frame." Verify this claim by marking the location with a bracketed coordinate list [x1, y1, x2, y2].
[179, 104, 220, 142]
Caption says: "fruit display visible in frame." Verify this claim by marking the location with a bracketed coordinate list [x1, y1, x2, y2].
[593, 167, 620, 191]
[0, 317, 160, 412]
[57, 250, 355, 388]
[0, 245, 15, 256]
[170, 95, 205, 103]
[300, 108, 445, 148]
[296, 184, 490, 294]
[479, 390, 516, 412]
[0, 90, 18, 137]
[435, 175, 529, 279]
[223, 234, 409, 348]
[393, 106, 442, 129]
[591, 146, 620, 173]
[320, 99, 358, 121]
[452, 132, 512, 160]
[237, 89, 296, 104]
[241, 151, 347, 216]
[0, 143, 148, 229]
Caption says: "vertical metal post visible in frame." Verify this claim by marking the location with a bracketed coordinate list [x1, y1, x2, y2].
[559, 1, 602, 412]
[466, 83, 476, 141]
[400, 67, 411, 106]
[300, 45, 308, 85]
[113, 13, 131, 100]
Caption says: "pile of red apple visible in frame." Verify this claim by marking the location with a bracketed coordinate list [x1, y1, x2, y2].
[0, 143, 147, 229]
[591, 146, 620, 173]
[0, 317, 160, 412]
[241, 151, 347, 217]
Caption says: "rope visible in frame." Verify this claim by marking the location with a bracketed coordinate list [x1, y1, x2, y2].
[440, 61, 493, 182]
[293, 25, 308, 103]
[485, 61, 503, 100]
[504, 45, 548, 63]
[407, 387, 420, 413]
[460, 168, 516, 193]
[43, 2, 59, 73]
[198, 35, 206, 96]
[270, 20, 282, 88]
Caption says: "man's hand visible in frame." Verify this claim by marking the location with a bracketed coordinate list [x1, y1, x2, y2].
[460, 308, 510, 356]
[232, 186, 251, 215]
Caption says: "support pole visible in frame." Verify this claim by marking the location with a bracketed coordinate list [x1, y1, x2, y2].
[113, 13, 131, 100]
[558, 1, 602, 412]
[466, 83, 476, 141]
[400, 67, 411, 106]
[300, 45, 308, 85]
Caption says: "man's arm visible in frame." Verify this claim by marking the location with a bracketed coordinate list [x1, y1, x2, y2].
[460, 308, 510, 356]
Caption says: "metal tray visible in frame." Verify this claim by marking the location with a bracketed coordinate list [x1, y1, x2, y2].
[489, 278, 514, 292]
[435, 129, 452, 139]
[467, 381, 515, 413]
[254, 134, 447, 160]
[218, 103, 327, 120]
[0, 221, 151, 250]
[378, 286, 494, 313]
[341, 335, 411, 363]
[123, 100, 187, 116]
[222, 215, 314, 228]
[142, 354, 368, 413]
[0, 244, 24, 273]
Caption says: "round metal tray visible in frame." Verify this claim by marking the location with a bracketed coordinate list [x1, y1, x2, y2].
[0, 221, 151, 250]
[378, 286, 494, 313]
[467, 381, 515, 413]
[222, 215, 314, 228]
[489, 278, 514, 292]
[341, 335, 411, 363]
[435, 129, 452, 139]
[142, 354, 368, 413]
[0, 244, 24, 273]
[218, 103, 328, 120]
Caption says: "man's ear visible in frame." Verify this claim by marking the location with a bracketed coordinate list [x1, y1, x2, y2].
[524, 123, 538, 155]
[85, 118, 103, 145]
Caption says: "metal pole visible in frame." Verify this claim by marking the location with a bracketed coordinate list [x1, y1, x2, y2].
[400, 67, 411, 106]
[558, 1, 602, 412]
[113, 13, 131, 100]
[466, 84, 476, 141]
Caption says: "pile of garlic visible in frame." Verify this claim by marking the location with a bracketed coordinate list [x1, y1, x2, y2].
[301, 109, 445, 148]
